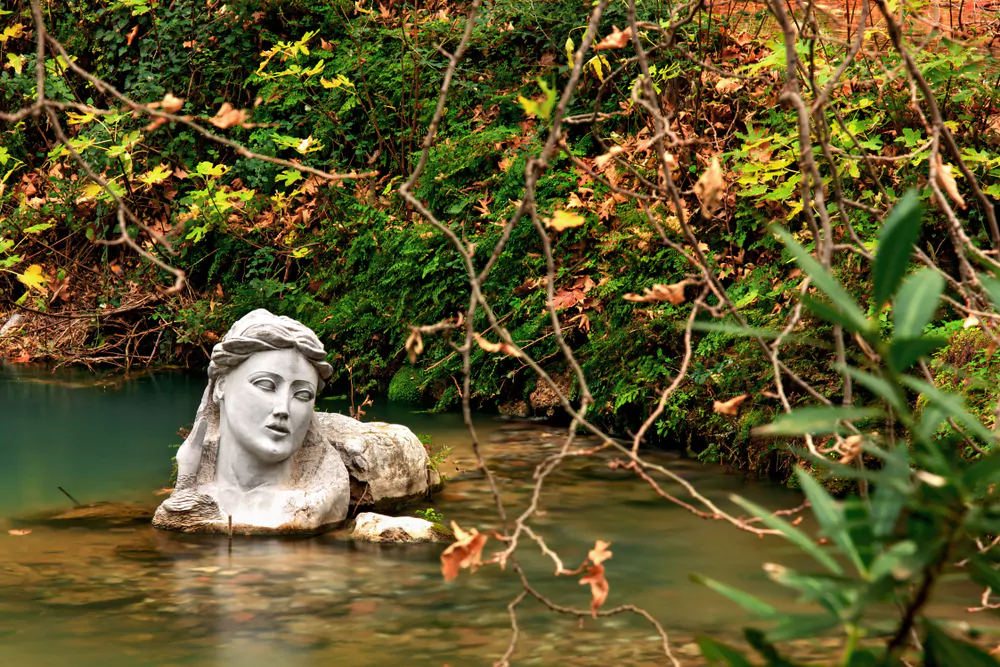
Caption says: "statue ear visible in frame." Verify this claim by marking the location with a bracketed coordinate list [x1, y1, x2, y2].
[213, 376, 226, 403]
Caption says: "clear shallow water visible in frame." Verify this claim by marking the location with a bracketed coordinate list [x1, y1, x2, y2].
[0, 364, 994, 665]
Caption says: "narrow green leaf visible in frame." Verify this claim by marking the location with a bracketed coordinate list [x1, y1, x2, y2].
[754, 406, 883, 437]
[730, 495, 844, 574]
[868, 540, 918, 581]
[838, 366, 907, 413]
[767, 613, 843, 642]
[887, 336, 947, 371]
[802, 295, 870, 335]
[696, 637, 755, 667]
[900, 376, 996, 447]
[968, 556, 1000, 594]
[794, 468, 866, 574]
[964, 451, 1000, 490]
[979, 274, 1000, 312]
[690, 574, 778, 617]
[771, 225, 871, 334]
[892, 268, 944, 339]
[924, 621, 999, 667]
[873, 190, 924, 306]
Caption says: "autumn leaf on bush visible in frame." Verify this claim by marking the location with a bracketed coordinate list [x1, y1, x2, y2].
[209, 102, 248, 129]
[595, 26, 632, 50]
[126, 25, 139, 47]
[17, 264, 47, 293]
[622, 280, 689, 305]
[579, 565, 609, 617]
[441, 522, 489, 582]
[694, 156, 725, 219]
[474, 333, 522, 358]
[545, 209, 585, 232]
[932, 154, 965, 209]
[713, 394, 748, 416]
[589, 539, 612, 565]
[838, 435, 863, 465]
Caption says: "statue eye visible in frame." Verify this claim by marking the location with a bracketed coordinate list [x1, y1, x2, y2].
[294, 390, 314, 402]
[253, 378, 277, 392]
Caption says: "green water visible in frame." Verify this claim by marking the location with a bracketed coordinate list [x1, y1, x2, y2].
[0, 364, 992, 665]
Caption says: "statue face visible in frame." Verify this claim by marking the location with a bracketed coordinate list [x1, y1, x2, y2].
[218, 348, 320, 465]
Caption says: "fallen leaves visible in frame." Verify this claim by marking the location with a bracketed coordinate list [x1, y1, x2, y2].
[7, 529, 31, 536]
[595, 26, 632, 50]
[623, 280, 690, 305]
[545, 209, 586, 232]
[693, 156, 726, 219]
[713, 394, 748, 416]
[209, 102, 249, 129]
[441, 522, 489, 582]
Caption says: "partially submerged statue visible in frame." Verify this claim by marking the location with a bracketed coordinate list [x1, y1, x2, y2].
[154, 309, 437, 535]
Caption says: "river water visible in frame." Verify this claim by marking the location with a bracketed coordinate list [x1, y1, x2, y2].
[0, 364, 993, 665]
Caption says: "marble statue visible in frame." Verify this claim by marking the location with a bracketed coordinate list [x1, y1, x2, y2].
[153, 309, 438, 535]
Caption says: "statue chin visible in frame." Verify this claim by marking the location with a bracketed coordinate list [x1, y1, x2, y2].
[152, 309, 439, 536]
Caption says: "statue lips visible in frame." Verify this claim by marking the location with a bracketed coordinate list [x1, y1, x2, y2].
[264, 421, 292, 438]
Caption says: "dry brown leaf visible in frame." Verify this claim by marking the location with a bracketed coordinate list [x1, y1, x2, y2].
[474, 333, 522, 358]
[716, 78, 743, 94]
[209, 102, 248, 129]
[126, 25, 139, 47]
[693, 156, 725, 219]
[713, 394, 748, 416]
[932, 154, 965, 209]
[320, 38, 333, 50]
[594, 146, 624, 169]
[595, 26, 632, 50]
[579, 564, 609, 617]
[7, 529, 31, 536]
[566, 192, 587, 209]
[379, 2, 391, 18]
[963, 314, 981, 329]
[405, 329, 424, 364]
[441, 522, 489, 582]
[160, 93, 184, 114]
[622, 280, 690, 305]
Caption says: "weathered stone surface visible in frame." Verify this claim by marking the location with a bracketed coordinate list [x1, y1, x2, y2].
[528, 372, 572, 417]
[349, 512, 452, 543]
[316, 411, 440, 510]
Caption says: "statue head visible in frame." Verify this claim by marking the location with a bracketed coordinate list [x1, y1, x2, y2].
[208, 309, 334, 466]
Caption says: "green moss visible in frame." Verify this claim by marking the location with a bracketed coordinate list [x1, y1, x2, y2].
[388, 366, 425, 405]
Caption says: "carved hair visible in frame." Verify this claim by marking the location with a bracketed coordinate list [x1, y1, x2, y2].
[207, 308, 333, 389]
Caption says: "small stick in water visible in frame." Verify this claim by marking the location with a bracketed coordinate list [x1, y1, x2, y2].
[58, 486, 82, 507]
[228, 515, 233, 553]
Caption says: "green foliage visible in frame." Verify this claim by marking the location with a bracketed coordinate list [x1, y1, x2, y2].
[694, 201, 1000, 664]
[415, 507, 445, 524]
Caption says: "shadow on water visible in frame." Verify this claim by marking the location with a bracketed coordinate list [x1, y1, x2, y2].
[0, 364, 995, 665]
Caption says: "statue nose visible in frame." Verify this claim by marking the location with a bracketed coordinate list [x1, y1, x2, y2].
[272, 403, 290, 419]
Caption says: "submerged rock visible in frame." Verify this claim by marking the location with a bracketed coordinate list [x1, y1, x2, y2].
[349, 512, 452, 543]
